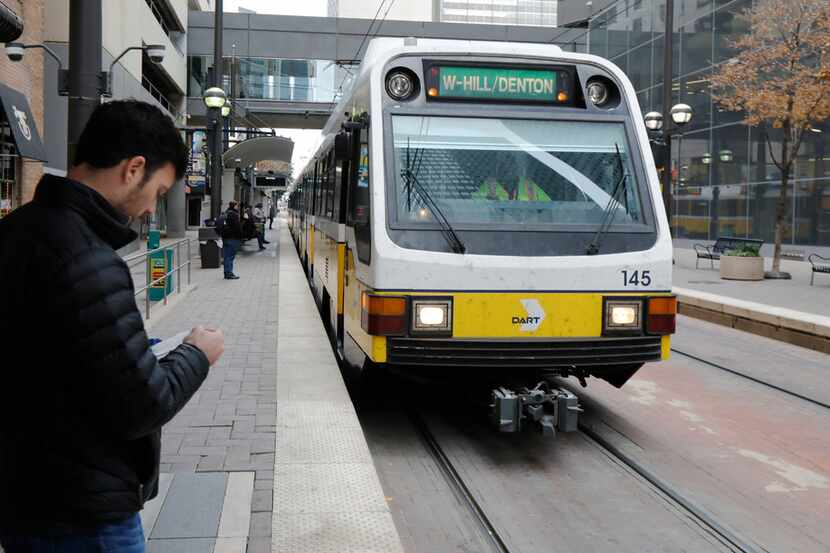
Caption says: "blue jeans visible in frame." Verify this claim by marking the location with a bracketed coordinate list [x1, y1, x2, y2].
[223, 238, 240, 276]
[0, 513, 145, 552]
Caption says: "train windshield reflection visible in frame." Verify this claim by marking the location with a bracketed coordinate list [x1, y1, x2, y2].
[391, 115, 648, 229]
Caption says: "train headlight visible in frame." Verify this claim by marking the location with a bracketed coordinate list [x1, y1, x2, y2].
[611, 306, 638, 326]
[412, 299, 452, 334]
[585, 77, 619, 109]
[604, 299, 642, 334]
[385, 69, 419, 101]
[586, 81, 609, 106]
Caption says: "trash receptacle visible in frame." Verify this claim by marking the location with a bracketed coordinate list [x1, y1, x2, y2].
[198, 227, 222, 269]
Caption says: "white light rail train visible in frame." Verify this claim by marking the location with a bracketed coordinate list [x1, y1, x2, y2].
[287, 38, 677, 436]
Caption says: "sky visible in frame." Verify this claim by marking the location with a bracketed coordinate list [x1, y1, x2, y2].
[223, 0, 327, 17]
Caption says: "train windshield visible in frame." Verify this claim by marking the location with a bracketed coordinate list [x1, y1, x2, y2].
[391, 115, 648, 230]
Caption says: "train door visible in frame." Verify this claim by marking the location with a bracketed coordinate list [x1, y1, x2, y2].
[330, 137, 352, 351]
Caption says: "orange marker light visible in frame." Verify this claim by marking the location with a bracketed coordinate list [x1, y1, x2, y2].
[557, 91, 568, 102]
[646, 296, 677, 335]
[361, 293, 408, 335]
[362, 294, 406, 316]
[428, 87, 439, 97]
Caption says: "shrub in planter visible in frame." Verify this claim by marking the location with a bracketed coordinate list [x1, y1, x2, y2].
[720, 244, 764, 280]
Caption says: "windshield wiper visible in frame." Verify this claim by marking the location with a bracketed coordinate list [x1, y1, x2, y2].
[585, 143, 629, 255]
[401, 167, 466, 254]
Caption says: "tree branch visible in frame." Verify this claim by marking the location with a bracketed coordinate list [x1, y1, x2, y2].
[765, 131, 784, 171]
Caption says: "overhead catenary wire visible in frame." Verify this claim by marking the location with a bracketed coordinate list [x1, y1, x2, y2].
[335, 0, 399, 98]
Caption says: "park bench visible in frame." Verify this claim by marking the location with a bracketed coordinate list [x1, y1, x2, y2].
[694, 237, 764, 269]
[809, 254, 830, 285]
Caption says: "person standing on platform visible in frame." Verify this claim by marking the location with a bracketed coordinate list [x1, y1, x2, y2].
[0, 100, 225, 553]
[220, 200, 243, 279]
[252, 202, 269, 249]
[268, 201, 276, 229]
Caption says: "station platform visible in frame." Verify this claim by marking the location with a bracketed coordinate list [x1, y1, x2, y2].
[673, 246, 830, 352]
[130, 221, 403, 552]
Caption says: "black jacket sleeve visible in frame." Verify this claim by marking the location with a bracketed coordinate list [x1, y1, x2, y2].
[52, 247, 210, 440]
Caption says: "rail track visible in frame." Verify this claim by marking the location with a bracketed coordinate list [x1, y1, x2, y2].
[407, 403, 762, 553]
[406, 408, 512, 553]
[672, 348, 830, 411]
[578, 421, 762, 553]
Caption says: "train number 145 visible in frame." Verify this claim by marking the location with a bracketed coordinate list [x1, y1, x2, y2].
[622, 270, 652, 287]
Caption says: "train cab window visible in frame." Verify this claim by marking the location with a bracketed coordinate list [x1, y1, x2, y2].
[391, 116, 649, 231]
[350, 127, 371, 264]
[333, 156, 349, 223]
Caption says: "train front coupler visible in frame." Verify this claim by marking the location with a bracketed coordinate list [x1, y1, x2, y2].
[490, 383, 581, 437]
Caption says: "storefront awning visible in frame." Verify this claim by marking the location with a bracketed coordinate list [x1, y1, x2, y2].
[0, 82, 46, 161]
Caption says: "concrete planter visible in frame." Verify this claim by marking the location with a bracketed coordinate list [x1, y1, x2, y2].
[720, 255, 764, 281]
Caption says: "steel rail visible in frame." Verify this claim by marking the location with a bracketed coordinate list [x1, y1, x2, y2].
[579, 422, 762, 553]
[406, 409, 511, 553]
[672, 348, 830, 411]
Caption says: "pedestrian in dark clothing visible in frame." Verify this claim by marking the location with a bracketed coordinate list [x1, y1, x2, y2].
[268, 202, 276, 229]
[221, 200, 243, 279]
[0, 100, 225, 553]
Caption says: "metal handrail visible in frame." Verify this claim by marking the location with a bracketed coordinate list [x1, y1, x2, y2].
[124, 238, 192, 320]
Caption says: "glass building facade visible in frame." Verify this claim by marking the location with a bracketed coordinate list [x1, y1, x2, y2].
[576, 0, 830, 246]
[188, 56, 355, 103]
[441, 0, 558, 26]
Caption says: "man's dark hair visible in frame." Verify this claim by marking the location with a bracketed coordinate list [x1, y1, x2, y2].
[74, 100, 188, 181]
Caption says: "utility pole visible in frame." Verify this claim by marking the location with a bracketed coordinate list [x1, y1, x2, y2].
[209, 0, 224, 220]
[67, 0, 102, 166]
[661, 0, 674, 234]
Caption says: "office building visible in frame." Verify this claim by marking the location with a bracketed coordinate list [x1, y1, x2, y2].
[329, 0, 558, 27]
[559, 0, 830, 247]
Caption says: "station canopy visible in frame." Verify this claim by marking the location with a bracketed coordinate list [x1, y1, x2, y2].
[223, 135, 294, 176]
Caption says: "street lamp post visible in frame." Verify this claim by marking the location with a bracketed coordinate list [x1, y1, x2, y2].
[644, 104, 693, 232]
[67, 0, 102, 166]
[203, 86, 227, 221]
[207, 0, 224, 221]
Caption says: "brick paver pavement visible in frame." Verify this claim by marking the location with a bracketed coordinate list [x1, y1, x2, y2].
[145, 228, 279, 553]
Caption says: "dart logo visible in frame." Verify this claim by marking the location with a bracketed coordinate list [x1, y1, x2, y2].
[512, 299, 545, 331]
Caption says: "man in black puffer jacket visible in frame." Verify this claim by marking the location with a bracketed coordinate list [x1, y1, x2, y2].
[0, 100, 224, 552]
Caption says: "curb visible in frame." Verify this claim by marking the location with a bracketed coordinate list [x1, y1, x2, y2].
[674, 286, 830, 354]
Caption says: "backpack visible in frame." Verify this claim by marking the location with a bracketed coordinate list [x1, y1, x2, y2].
[214, 212, 226, 237]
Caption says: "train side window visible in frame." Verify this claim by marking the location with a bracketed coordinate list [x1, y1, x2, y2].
[315, 159, 324, 216]
[326, 149, 336, 219]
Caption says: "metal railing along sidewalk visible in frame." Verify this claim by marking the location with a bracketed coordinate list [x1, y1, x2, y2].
[123, 238, 192, 320]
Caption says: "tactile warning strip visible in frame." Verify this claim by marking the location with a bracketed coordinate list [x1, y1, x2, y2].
[273, 224, 404, 553]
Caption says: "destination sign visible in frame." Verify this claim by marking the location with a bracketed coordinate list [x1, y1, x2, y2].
[426, 65, 568, 103]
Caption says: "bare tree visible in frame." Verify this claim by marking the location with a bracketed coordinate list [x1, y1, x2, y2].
[710, 0, 830, 276]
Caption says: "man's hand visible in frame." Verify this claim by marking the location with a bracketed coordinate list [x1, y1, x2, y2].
[184, 326, 224, 366]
